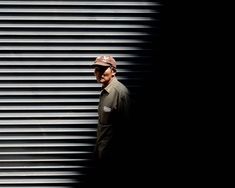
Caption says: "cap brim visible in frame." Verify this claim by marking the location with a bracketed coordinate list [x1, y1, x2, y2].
[91, 62, 110, 67]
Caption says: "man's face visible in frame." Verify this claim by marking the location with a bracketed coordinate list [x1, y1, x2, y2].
[94, 66, 115, 86]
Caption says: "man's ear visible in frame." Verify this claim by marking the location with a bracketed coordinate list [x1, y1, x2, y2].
[111, 68, 116, 76]
[111, 67, 116, 72]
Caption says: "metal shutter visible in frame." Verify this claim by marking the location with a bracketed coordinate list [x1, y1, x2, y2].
[0, 1, 160, 187]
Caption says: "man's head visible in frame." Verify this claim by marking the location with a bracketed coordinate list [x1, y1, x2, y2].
[91, 55, 116, 68]
[92, 55, 117, 87]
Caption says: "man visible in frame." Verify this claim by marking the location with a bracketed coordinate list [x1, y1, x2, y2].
[90, 55, 131, 187]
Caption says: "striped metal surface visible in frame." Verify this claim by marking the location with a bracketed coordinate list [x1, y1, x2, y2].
[0, 0, 160, 187]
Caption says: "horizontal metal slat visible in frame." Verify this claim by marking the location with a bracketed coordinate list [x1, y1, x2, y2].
[0, 77, 95, 81]
[0, 151, 92, 154]
[0, 112, 98, 118]
[0, 91, 99, 96]
[0, 186, 71, 188]
[0, 68, 131, 73]
[0, 76, 130, 81]
[0, 83, 100, 88]
[0, 143, 93, 147]
[0, 46, 141, 51]
[0, 135, 95, 140]
[0, 98, 98, 102]
[0, 16, 153, 21]
[0, 105, 97, 111]
[0, 146, 94, 150]
[0, 160, 89, 164]
[0, 60, 136, 65]
[0, 8, 156, 14]
[0, 128, 96, 132]
[0, 171, 81, 177]
[0, 54, 146, 59]
[0, 31, 149, 35]
[0, 187, 73, 188]
[0, 24, 151, 29]
[0, 159, 87, 165]
[0, 119, 97, 125]
[0, 178, 76, 184]
[0, 165, 84, 170]
[0, 1, 158, 6]
[0, 38, 146, 43]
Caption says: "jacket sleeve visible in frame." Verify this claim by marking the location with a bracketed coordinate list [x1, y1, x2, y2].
[119, 90, 131, 122]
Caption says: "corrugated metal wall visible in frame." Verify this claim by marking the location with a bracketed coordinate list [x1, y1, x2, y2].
[0, 0, 160, 187]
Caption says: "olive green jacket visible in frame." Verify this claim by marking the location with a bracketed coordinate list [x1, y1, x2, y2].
[95, 77, 130, 160]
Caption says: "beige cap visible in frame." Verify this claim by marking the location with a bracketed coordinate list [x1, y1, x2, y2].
[91, 55, 117, 68]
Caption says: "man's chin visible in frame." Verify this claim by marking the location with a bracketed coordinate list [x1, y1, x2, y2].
[98, 79, 105, 83]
